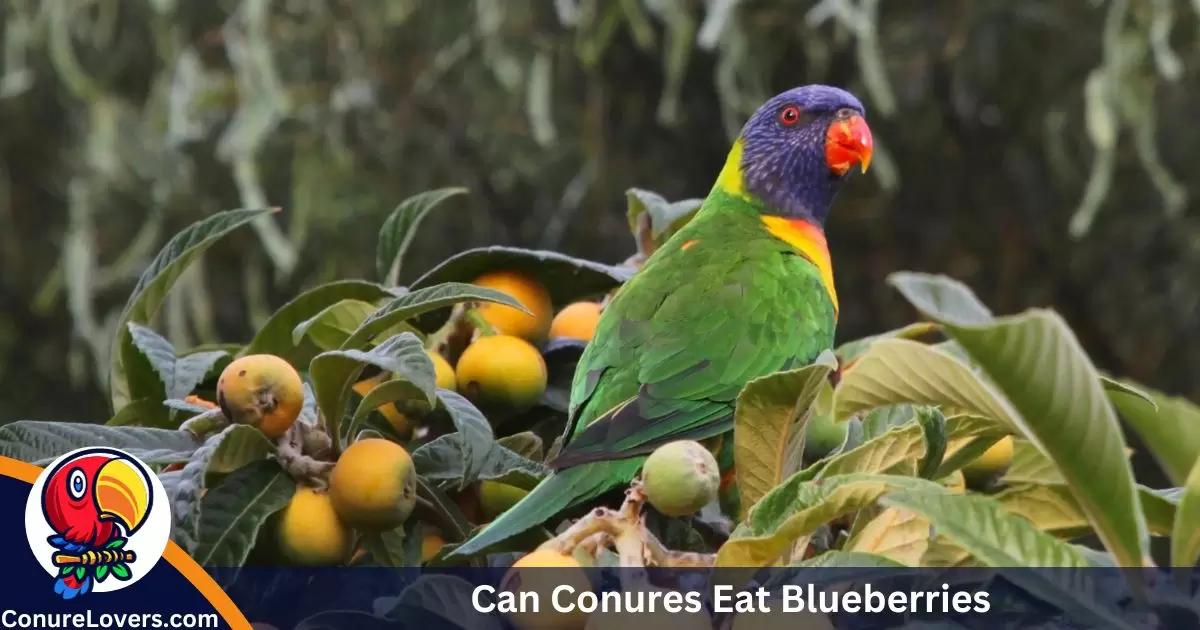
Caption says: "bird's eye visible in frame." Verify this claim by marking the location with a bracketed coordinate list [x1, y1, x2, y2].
[778, 105, 802, 126]
[67, 468, 87, 501]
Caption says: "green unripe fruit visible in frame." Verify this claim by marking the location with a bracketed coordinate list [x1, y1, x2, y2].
[641, 440, 719, 517]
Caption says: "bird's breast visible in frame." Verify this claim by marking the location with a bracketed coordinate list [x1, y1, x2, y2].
[759, 216, 838, 313]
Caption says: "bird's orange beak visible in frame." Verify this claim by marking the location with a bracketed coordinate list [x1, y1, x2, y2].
[825, 114, 873, 176]
[95, 457, 152, 535]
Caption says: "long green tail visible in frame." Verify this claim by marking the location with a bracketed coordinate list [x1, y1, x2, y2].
[452, 459, 643, 556]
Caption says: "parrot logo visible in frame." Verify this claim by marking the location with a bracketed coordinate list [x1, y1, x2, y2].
[24, 447, 171, 600]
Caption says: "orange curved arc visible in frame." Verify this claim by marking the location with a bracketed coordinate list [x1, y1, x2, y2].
[0, 456, 252, 630]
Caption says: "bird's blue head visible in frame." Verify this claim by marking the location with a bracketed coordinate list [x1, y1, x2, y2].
[721, 85, 874, 226]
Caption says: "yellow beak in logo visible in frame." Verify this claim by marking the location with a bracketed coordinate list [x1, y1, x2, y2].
[94, 457, 152, 535]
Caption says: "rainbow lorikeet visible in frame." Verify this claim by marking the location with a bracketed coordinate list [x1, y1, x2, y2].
[455, 85, 873, 556]
[41, 451, 151, 599]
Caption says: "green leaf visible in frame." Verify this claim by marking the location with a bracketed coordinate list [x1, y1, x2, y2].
[164, 425, 261, 554]
[814, 413, 1000, 481]
[880, 490, 1135, 630]
[733, 351, 837, 514]
[413, 433, 547, 490]
[409, 246, 631, 322]
[363, 526, 410, 567]
[292, 299, 378, 349]
[342, 283, 528, 348]
[434, 389, 498, 486]
[309, 332, 438, 451]
[833, 339, 1018, 428]
[128, 323, 229, 401]
[95, 564, 110, 582]
[107, 399, 176, 428]
[74, 566, 85, 580]
[193, 460, 296, 568]
[0, 422, 198, 465]
[1111, 384, 1200, 487]
[998, 483, 1176, 539]
[716, 473, 945, 567]
[377, 187, 468, 284]
[835, 322, 942, 366]
[1171, 459, 1200, 570]
[122, 323, 171, 418]
[105, 538, 126, 549]
[416, 476, 473, 542]
[347, 377, 429, 442]
[625, 188, 702, 256]
[242, 280, 395, 364]
[110, 563, 131, 580]
[887, 271, 994, 326]
[844, 506, 934, 566]
[1099, 376, 1157, 410]
[838, 329, 1149, 569]
[1002, 439, 1064, 484]
[206, 425, 274, 476]
[110, 208, 273, 410]
[859, 404, 918, 439]
[497, 432, 544, 461]
[915, 407, 948, 479]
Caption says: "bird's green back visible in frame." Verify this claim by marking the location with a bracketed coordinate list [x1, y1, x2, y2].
[550, 187, 837, 468]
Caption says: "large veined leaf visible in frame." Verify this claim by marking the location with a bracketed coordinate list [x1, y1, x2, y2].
[715, 473, 946, 567]
[106, 399, 177, 428]
[292, 299, 379, 349]
[412, 433, 547, 490]
[845, 506, 932, 566]
[377, 187, 468, 285]
[834, 322, 942, 366]
[833, 339, 1018, 428]
[127, 322, 228, 402]
[166, 425, 256, 554]
[434, 389, 497, 487]
[1111, 385, 1200, 487]
[880, 490, 1135, 630]
[887, 271, 995, 325]
[309, 332, 437, 451]
[733, 351, 836, 514]
[193, 460, 296, 568]
[205, 424, 274, 476]
[1002, 439, 1065, 484]
[409, 246, 632, 315]
[0, 421, 199, 465]
[843, 296, 1150, 569]
[242, 280, 395, 363]
[813, 412, 995, 484]
[994, 484, 1093, 539]
[1171, 459, 1200, 570]
[816, 422, 926, 479]
[110, 208, 273, 410]
[342, 283, 527, 346]
[998, 483, 1176, 539]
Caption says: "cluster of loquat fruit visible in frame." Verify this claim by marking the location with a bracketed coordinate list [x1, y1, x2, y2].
[190, 268, 609, 568]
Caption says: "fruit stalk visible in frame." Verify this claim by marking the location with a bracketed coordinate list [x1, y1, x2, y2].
[534, 479, 715, 568]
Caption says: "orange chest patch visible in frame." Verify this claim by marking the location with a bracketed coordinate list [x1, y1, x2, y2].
[759, 216, 838, 313]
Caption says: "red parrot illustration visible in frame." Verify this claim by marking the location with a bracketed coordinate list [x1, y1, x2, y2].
[40, 449, 153, 600]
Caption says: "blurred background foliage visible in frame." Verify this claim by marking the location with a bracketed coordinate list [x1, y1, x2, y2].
[2, 0, 1200, 429]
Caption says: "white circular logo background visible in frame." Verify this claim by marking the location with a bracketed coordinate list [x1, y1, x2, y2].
[24, 447, 172, 593]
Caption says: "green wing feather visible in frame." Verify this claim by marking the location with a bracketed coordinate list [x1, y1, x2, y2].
[453, 193, 836, 556]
